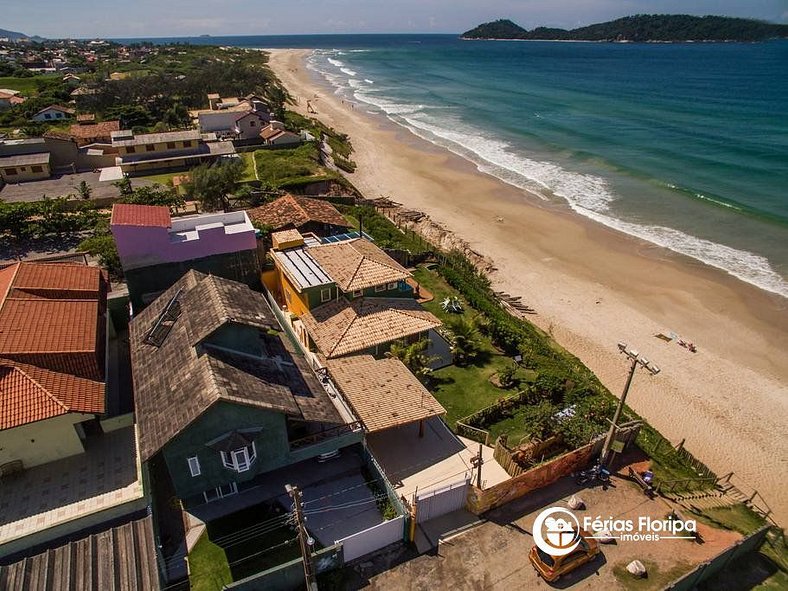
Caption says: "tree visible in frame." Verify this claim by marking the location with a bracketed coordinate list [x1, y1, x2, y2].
[385, 339, 435, 383]
[112, 176, 133, 197]
[184, 160, 244, 212]
[120, 184, 184, 208]
[447, 315, 482, 365]
[78, 234, 122, 278]
[521, 400, 559, 442]
[77, 180, 92, 200]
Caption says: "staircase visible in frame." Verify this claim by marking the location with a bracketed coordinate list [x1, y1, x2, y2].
[666, 481, 750, 514]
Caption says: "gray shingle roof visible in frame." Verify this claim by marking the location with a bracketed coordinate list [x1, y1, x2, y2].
[130, 271, 342, 461]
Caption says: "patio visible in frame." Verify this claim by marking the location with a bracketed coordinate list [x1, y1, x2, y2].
[367, 417, 510, 501]
[0, 425, 146, 552]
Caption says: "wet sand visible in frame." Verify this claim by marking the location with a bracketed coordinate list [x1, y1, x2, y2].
[267, 49, 788, 524]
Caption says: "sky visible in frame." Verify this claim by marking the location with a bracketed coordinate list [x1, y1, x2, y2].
[1, 0, 786, 39]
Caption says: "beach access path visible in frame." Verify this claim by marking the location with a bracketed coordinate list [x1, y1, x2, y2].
[266, 49, 788, 525]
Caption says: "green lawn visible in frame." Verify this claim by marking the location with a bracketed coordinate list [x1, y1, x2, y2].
[0, 75, 57, 94]
[188, 533, 232, 591]
[204, 502, 301, 582]
[136, 171, 182, 187]
[239, 152, 257, 182]
[413, 267, 531, 439]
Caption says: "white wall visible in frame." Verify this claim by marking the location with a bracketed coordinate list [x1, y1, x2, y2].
[0, 413, 92, 468]
[336, 515, 404, 562]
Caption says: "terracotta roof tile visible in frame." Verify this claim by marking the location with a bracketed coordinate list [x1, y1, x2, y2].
[68, 119, 120, 140]
[11, 262, 101, 293]
[247, 195, 350, 232]
[327, 355, 445, 432]
[0, 361, 104, 430]
[301, 297, 441, 358]
[111, 203, 171, 227]
[308, 239, 410, 292]
[0, 299, 98, 353]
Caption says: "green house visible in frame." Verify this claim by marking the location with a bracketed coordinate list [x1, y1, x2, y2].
[129, 270, 360, 506]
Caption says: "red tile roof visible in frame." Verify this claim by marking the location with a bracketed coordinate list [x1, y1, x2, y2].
[247, 194, 350, 231]
[11, 262, 101, 294]
[69, 119, 120, 140]
[0, 362, 105, 430]
[111, 203, 171, 227]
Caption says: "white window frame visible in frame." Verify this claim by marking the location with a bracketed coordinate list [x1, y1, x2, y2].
[220, 441, 257, 473]
[187, 455, 201, 477]
[387, 282, 398, 290]
[203, 482, 238, 503]
[352, 289, 363, 298]
[320, 287, 331, 302]
[374, 284, 385, 293]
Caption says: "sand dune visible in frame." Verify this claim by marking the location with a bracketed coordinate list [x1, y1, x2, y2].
[267, 49, 788, 525]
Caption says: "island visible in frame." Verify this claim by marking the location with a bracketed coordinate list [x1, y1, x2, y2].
[461, 15, 788, 42]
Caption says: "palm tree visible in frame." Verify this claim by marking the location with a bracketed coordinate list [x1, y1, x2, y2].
[386, 339, 435, 383]
[447, 316, 482, 365]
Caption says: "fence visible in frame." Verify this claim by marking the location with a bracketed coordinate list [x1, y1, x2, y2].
[336, 515, 406, 562]
[663, 525, 772, 590]
[455, 390, 533, 446]
[224, 543, 343, 591]
[467, 422, 642, 514]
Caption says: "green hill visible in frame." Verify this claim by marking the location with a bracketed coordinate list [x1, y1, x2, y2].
[462, 15, 788, 42]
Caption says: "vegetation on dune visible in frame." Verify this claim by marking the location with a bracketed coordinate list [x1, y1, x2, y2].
[253, 142, 338, 189]
[184, 160, 244, 212]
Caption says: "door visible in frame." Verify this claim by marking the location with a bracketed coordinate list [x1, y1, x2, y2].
[415, 478, 470, 523]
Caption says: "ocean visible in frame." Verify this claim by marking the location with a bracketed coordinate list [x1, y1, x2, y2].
[128, 34, 788, 297]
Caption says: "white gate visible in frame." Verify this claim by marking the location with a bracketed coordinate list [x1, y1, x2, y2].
[415, 478, 470, 523]
[337, 515, 405, 562]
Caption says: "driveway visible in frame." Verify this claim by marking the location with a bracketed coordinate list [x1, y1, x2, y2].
[355, 468, 742, 590]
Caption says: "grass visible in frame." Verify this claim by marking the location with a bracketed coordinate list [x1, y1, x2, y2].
[239, 152, 257, 181]
[413, 267, 529, 438]
[0, 75, 57, 94]
[204, 501, 301, 582]
[254, 143, 338, 188]
[137, 171, 181, 187]
[188, 533, 232, 591]
[612, 559, 694, 590]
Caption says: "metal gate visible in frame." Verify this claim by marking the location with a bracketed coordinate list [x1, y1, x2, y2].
[415, 478, 470, 523]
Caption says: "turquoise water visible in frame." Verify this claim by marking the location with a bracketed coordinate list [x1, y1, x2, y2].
[304, 37, 788, 297]
[126, 34, 788, 296]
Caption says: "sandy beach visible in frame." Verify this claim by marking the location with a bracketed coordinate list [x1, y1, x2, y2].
[267, 49, 788, 524]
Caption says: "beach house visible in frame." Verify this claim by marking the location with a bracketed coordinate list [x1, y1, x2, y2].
[264, 229, 441, 360]
[247, 194, 351, 237]
[129, 271, 361, 507]
[30, 104, 75, 122]
[110, 203, 260, 310]
[0, 138, 51, 182]
[110, 129, 236, 176]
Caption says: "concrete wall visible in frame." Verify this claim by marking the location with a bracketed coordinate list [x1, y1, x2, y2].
[0, 163, 50, 183]
[337, 516, 405, 562]
[224, 544, 343, 591]
[0, 413, 92, 469]
[124, 249, 260, 312]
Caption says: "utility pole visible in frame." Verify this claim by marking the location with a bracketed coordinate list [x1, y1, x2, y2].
[471, 442, 484, 488]
[600, 343, 661, 466]
[286, 484, 318, 591]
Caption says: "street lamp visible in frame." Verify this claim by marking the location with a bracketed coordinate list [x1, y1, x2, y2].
[599, 343, 660, 466]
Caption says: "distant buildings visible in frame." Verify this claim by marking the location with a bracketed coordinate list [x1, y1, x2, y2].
[195, 93, 272, 141]
[110, 203, 260, 310]
[30, 104, 75, 122]
[0, 88, 25, 110]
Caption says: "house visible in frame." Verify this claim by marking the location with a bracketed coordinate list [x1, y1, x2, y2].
[0, 89, 25, 110]
[264, 230, 440, 359]
[197, 110, 266, 141]
[68, 119, 120, 146]
[76, 113, 95, 123]
[62, 72, 81, 86]
[247, 194, 351, 236]
[260, 121, 301, 147]
[0, 515, 160, 590]
[0, 151, 50, 182]
[110, 203, 260, 310]
[129, 270, 361, 506]
[31, 104, 75, 122]
[110, 129, 236, 175]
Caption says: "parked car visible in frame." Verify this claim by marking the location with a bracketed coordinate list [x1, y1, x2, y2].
[528, 529, 600, 582]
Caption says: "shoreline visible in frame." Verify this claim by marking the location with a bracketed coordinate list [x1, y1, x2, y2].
[266, 48, 788, 523]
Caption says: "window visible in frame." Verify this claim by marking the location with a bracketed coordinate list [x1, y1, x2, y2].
[183, 140, 193, 148]
[352, 289, 363, 298]
[145, 144, 155, 152]
[220, 441, 257, 473]
[320, 288, 331, 302]
[44, 113, 52, 120]
[388, 282, 398, 290]
[374, 284, 385, 293]
[166, 142, 176, 149]
[6, 168, 16, 176]
[203, 482, 238, 503]
[249, 120, 256, 127]
[187, 455, 201, 477]
[31, 166, 43, 173]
